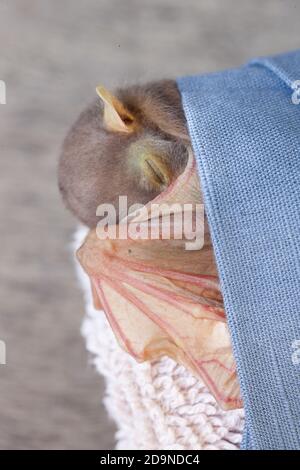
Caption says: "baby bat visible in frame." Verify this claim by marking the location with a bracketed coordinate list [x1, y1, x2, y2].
[58, 81, 240, 407]
[58, 80, 193, 228]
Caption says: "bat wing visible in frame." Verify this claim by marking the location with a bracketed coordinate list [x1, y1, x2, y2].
[77, 150, 242, 410]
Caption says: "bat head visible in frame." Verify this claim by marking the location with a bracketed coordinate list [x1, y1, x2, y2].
[58, 80, 189, 227]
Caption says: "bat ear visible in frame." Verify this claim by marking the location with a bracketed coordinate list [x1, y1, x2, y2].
[96, 85, 136, 133]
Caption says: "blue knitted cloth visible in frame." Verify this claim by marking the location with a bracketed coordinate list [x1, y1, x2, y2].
[177, 50, 300, 450]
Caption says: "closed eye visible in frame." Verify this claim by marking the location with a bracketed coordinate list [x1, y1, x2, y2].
[145, 158, 167, 187]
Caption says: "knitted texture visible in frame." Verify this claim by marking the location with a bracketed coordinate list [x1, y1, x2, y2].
[74, 227, 244, 450]
[177, 50, 300, 449]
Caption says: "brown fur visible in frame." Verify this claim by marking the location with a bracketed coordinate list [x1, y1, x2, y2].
[58, 80, 190, 227]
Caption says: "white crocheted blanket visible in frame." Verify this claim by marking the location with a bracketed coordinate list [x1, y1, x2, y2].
[74, 227, 244, 450]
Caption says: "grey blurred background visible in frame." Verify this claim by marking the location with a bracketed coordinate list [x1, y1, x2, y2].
[0, 0, 299, 450]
